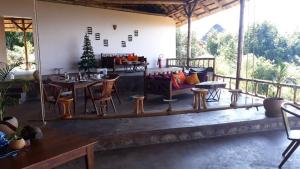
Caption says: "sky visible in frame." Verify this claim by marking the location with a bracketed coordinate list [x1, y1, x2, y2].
[180, 0, 300, 37]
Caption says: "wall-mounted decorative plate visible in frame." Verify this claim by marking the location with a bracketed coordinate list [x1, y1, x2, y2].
[134, 30, 138, 37]
[104, 39, 108, 47]
[95, 33, 100, 40]
[128, 35, 132, 42]
[121, 41, 126, 47]
[87, 27, 93, 35]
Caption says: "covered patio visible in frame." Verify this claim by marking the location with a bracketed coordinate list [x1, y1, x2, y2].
[1, 0, 300, 169]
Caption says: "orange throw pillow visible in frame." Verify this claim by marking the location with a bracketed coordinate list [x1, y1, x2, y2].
[127, 55, 134, 61]
[177, 71, 186, 84]
[185, 73, 200, 85]
[171, 74, 181, 89]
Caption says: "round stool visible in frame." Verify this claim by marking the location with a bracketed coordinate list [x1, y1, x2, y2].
[191, 88, 208, 111]
[163, 99, 177, 113]
[132, 95, 145, 116]
[229, 89, 242, 107]
[58, 97, 74, 119]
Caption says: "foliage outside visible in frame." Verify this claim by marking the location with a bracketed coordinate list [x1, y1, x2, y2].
[176, 22, 300, 101]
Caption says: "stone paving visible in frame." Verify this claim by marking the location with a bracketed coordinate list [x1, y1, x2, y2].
[57, 130, 300, 169]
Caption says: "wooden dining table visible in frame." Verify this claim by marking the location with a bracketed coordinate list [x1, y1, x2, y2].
[51, 78, 103, 114]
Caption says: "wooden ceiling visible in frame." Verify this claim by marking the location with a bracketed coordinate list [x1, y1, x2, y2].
[4, 18, 33, 32]
[38, 0, 240, 26]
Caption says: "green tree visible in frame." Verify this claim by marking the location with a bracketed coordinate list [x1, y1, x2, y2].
[176, 29, 206, 59]
[244, 22, 293, 64]
[78, 34, 97, 73]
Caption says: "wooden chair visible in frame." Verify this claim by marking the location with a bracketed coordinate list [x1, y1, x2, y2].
[279, 102, 300, 168]
[107, 73, 121, 104]
[85, 79, 117, 115]
[42, 83, 63, 113]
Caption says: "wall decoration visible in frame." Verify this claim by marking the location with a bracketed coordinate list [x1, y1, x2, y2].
[104, 39, 108, 47]
[134, 30, 138, 37]
[87, 27, 93, 35]
[113, 25, 117, 30]
[95, 33, 100, 40]
[121, 41, 126, 47]
[128, 35, 132, 42]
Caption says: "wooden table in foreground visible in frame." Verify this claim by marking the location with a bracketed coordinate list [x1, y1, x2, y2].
[0, 128, 97, 169]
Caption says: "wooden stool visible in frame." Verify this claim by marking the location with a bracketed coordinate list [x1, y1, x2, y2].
[229, 89, 242, 107]
[163, 99, 177, 114]
[58, 97, 74, 119]
[132, 95, 145, 116]
[191, 88, 208, 111]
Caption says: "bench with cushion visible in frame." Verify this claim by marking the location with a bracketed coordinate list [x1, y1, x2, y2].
[144, 68, 209, 99]
[100, 53, 147, 72]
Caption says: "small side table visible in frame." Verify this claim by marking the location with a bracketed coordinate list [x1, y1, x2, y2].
[132, 95, 145, 116]
[229, 89, 242, 107]
[58, 97, 74, 119]
[191, 88, 208, 111]
[163, 99, 177, 114]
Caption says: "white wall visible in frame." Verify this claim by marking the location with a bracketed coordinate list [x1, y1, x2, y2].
[37, 2, 176, 75]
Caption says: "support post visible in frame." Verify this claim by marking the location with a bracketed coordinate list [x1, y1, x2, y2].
[187, 14, 191, 68]
[22, 19, 29, 70]
[0, 17, 7, 63]
[235, 0, 245, 89]
[184, 0, 198, 68]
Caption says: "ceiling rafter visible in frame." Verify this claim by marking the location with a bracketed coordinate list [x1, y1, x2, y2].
[38, 0, 239, 27]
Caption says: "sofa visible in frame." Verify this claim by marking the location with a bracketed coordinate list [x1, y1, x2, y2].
[144, 67, 213, 99]
[100, 53, 147, 72]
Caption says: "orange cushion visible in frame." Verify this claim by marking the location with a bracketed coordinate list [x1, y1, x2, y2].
[127, 55, 135, 61]
[171, 74, 181, 89]
[177, 71, 186, 84]
[185, 73, 200, 85]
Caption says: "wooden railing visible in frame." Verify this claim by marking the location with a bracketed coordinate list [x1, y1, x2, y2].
[166, 57, 215, 69]
[215, 74, 300, 104]
[166, 57, 300, 104]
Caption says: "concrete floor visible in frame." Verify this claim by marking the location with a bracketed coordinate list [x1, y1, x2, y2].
[57, 130, 298, 169]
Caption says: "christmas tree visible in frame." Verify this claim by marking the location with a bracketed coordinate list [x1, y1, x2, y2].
[78, 34, 97, 73]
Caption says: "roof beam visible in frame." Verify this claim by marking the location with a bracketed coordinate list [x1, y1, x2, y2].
[94, 0, 185, 5]
[212, 0, 223, 8]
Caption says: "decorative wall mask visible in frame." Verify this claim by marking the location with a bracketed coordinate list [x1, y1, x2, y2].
[87, 27, 92, 35]
[121, 41, 126, 47]
[95, 33, 100, 40]
[128, 35, 132, 42]
[104, 39, 108, 47]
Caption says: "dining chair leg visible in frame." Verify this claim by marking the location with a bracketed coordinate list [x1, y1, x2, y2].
[110, 98, 117, 113]
[114, 85, 121, 104]
[279, 141, 299, 168]
[282, 140, 296, 157]
[92, 99, 100, 115]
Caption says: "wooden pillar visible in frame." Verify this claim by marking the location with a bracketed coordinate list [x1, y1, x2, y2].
[0, 16, 7, 63]
[235, 0, 245, 89]
[187, 13, 191, 68]
[22, 19, 29, 70]
[184, 0, 198, 68]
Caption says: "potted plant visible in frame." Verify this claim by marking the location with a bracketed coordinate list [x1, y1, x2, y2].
[8, 128, 26, 150]
[0, 62, 28, 134]
[263, 63, 287, 117]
